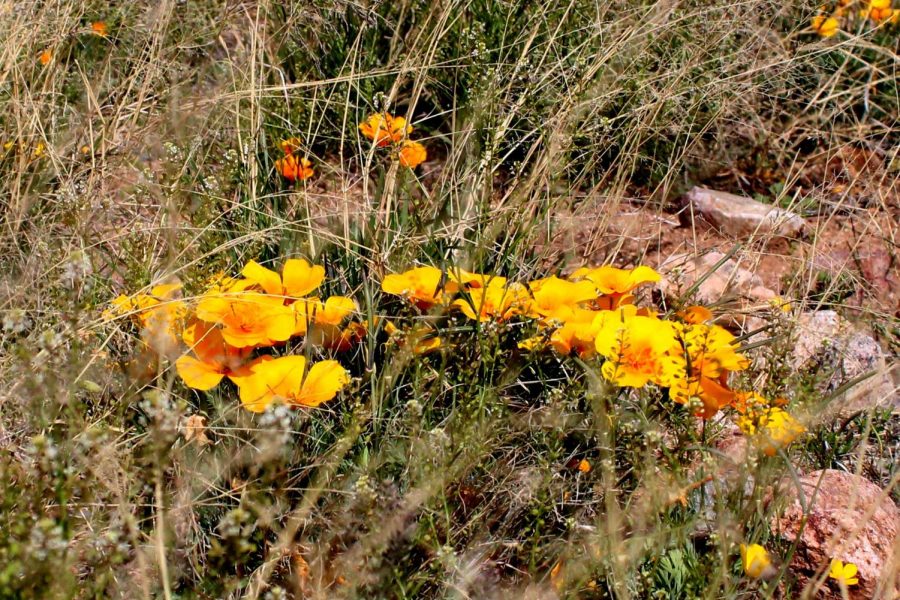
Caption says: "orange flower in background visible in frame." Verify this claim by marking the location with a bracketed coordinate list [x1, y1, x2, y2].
[176, 320, 250, 390]
[240, 258, 324, 301]
[275, 154, 314, 181]
[594, 310, 682, 388]
[195, 292, 297, 348]
[384, 320, 443, 355]
[398, 141, 427, 168]
[39, 49, 52, 66]
[811, 15, 840, 37]
[90, 21, 108, 37]
[569, 265, 660, 309]
[359, 113, 412, 146]
[229, 355, 350, 412]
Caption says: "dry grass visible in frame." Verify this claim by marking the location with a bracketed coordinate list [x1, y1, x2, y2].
[0, 0, 897, 598]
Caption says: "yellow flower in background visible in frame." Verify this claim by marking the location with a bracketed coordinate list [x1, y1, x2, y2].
[359, 113, 412, 146]
[104, 282, 187, 357]
[240, 258, 324, 301]
[812, 15, 840, 37]
[594, 310, 682, 388]
[398, 141, 427, 168]
[828, 559, 859, 586]
[569, 265, 660, 309]
[195, 292, 296, 348]
[175, 320, 250, 390]
[90, 21, 108, 37]
[275, 154, 314, 181]
[744, 407, 806, 456]
[229, 355, 350, 412]
[31, 142, 46, 160]
[525, 276, 599, 318]
[740, 544, 774, 579]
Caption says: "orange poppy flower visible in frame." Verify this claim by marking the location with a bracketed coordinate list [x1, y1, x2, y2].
[229, 355, 350, 412]
[275, 154, 314, 181]
[668, 323, 750, 418]
[39, 49, 52, 66]
[359, 113, 412, 146]
[278, 137, 303, 155]
[91, 21, 107, 37]
[175, 320, 250, 390]
[398, 141, 427, 168]
[195, 292, 297, 348]
[524, 276, 599, 318]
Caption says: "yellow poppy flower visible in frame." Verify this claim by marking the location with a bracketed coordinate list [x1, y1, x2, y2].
[195, 292, 297, 348]
[740, 544, 774, 579]
[398, 141, 427, 168]
[525, 276, 599, 318]
[668, 323, 749, 418]
[812, 15, 840, 36]
[297, 296, 360, 347]
[594, 310, 682, 388]
[384, 321, 443, 355]
[381, 266, 480, 308]
[104, 282, 187, 357]
[569, 265, 660, 309]
[545, 307, 611, 358]
[229, 355, 350, 412]
[453, 278, 529, 322]
[359, 113, 412, 146]
[175, 320, 250, 390]
[828, 559, 859, 586]
[275, 154, 314, 181]
[239, 258, 325, 301]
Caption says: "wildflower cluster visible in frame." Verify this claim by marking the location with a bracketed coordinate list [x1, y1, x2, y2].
[811, 0, 898, 37]
[107, 260, 806, 456]
[104, 260, 355, 413]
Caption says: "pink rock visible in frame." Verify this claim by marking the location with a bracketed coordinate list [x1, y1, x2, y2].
[685, 187, 804, 239]
[772, 469, 900, 599]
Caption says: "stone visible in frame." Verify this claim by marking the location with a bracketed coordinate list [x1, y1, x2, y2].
[772, 469, 900, 599]
[657, 251, 777, 305]
[793, 311, 898, 415]
[685, 186, 805, 239]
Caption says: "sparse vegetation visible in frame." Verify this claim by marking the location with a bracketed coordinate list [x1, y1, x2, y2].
[1, 1, 897, 598]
